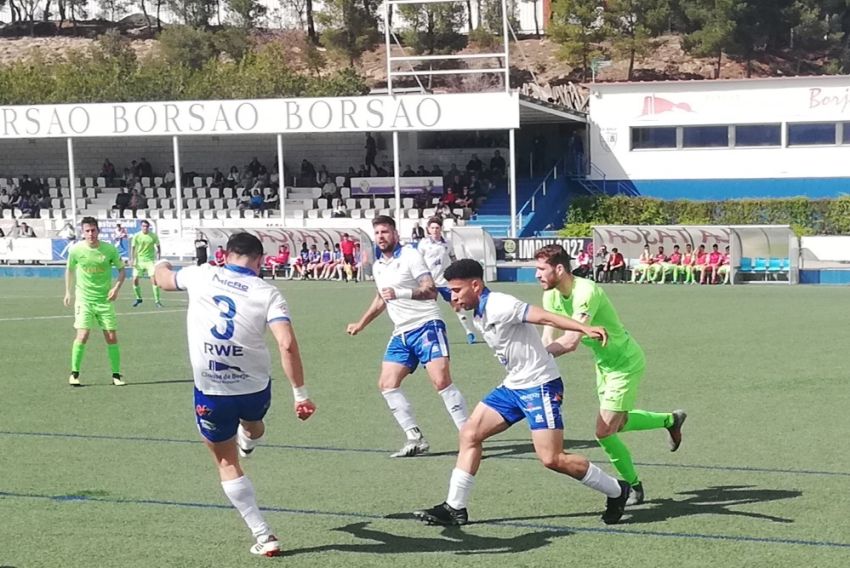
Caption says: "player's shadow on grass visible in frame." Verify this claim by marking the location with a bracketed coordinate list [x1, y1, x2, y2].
[482, 485, 801, 525]
[282, 521, 570, 557]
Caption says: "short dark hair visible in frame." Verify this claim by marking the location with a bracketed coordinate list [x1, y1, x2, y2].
[534, 244, 571, 271]
[444, 258, 484, 281]
[226, 232, 264, 259]
[427, 216, 442, 228]
[372, 215, 395, 229]
[141, 219, 150, 227]
[80, 216, 98, 228]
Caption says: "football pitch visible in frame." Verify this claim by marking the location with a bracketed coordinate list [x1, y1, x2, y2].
[1, 279, 848, 567]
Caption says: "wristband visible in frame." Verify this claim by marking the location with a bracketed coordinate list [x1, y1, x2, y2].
[395, 288, 412, 300]
[293, 386, 309, 402]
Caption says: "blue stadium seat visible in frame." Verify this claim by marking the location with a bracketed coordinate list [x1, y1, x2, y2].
[768, 258, 783, 272]
[753, 257, 768, 272]
[739, 257, 753, 272]
[780, 257, 791, 270]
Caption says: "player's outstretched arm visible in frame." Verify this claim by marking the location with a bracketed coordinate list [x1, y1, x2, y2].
[347, 292, 386, 335]
[153, 260, 180, 292]
[524, 305, 607, 350]
[269, 321, 315, 421]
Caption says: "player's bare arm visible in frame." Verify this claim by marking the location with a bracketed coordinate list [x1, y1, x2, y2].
[63, 265, 74, 307]
[153, 260, 179, 291]
[347, 292, 387, 335]
[524, 306, 607, 348]
[545, 313, 591, 356]
[380, 273, 437, 302]
[108, 266, 127, 301]
[269, 321, 315, 421]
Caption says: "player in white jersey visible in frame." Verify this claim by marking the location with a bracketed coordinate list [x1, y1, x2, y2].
[347, 215, 469, 458]
[417, 217, 477, 344]
[414, 259, 631, 526]
[154, 233, 316, 557]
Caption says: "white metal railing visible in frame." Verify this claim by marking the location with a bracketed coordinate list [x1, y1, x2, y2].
[514, 160, 561, 232]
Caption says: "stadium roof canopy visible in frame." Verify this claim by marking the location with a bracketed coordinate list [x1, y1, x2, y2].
[518, 94, 587, 124]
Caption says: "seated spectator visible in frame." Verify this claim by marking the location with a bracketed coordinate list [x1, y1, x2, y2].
[114, 188, 131, 217]
[17, 195, 34, 218]
[249, 189, 264, 211]
[416, 165, 428, 176]
[253, 165, 270, 190]
[411, 223, 424, 243]
[211, 245, 226, 267]
[238, 189, 252, 210]
[455, 187, 474, 209]
[594, 245, 609, 281]
[18, 222, 36, 238]
[210, 167, 225, 189]
[357, 165, 370, 177]
[447, 163, 461, 180]
[20, 174, 37, 196]
[466, 154, 483, 174]
[375, 164, 390, 176]
[402, 165, 416, 177]
[572, 248, 593, 278]
[36, 192, 51, 212]
[247, 157, 263, 178]
[138, 157, 153, 179]
[101, 159, 117, 184]
[332, 201, 349, 218]
[322, 179, 339, 200]
[606, 247, 626, 282]
[163, 166, 176, 190]
[436, 202, 456, 220]
[300, 159, 316, 185]
[129, 188, 146, 213]
[440, 187, 457, 207]
[264, 188, 280, 210]
[0, 189, 12, 209]
[316, 165, 330, 186]
[224, 166, 239, 189]
[265, 244, 291, 279]
[270, 164, 280, 189]
[490, 150, 506, 177]
[431, 164, 443, 177]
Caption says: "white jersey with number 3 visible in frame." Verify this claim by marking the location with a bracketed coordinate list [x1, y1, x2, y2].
[175, 264, 291, 396]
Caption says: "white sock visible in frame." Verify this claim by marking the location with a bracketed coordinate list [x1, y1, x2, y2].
[456, 312, 475, 335]
[381, 388, 419, 433]
[438, 384, 468, 430]
[580, 462, 622, 498]
[237, 424, 261, 452]
[221, 475, 272, 539]
[446, 467, 475, 510]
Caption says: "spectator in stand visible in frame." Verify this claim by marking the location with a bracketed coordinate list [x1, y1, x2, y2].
[194, 232, 209, 266]
[247, 157, 262, 178]
[431, 164, 443, 177]
[129, 160, 139, 178]
[573, 248, 592, 278]
[594, 244, 609, 281]
[402, 165, 416, 177]
[210, 167, 224, 189]
[606, 247, 626, 282]
[21, 174, 37, 196]
[0, 189, 11, 210]
[138, 158, 153, 179]
[416, 165, 428, 176]
[270, 164, 280, 189]
[265, 244, 291, 279]
[365, 133, 378, 174]
[693, 244, 708, 285]
[249, 189, 264, 211]
[466, 154, 483, 174]
[717, 246, 731, 284]
[411, 222, 425, 243]
[225, 166, 239, 189]
[101, 159, 117, 185]
[211, 245, 226, 267]
[455, 188, 474, 216]
[36, 192, 51, 214]
[346, 166, 357, 187]
[316, 165, 330, 186]
[630, 245, 653, 283]
[163, 166, 176, 190]
[376, 164, 390, 176]
[446, 163, 461, 180]
[17, 194, 34, 218]
[332, 200, 349, 218]
[489, 150, 506, 178]
[440, 187, 457, 208]
[128, 188, 145, 214]
[293, 243, 310, 279]
[357, 164, 370, 177]
[238, 189, 251, 210]
[300, 159, 316, 185]
[436, 201, 456, 221]
[18, 222, 36, 238]
[322, 178, 338, 201]
[704, 243, 723, 285]
[114, 188, 130, 217]
[264, 187, 280, 211]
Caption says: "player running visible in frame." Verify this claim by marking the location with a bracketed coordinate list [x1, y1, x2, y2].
[413, 259, 631, 526]
[417, 217, 477, 344]
[130, 220, 162, 307]
[64, 216, 126, 386]
[536, 244, 686, 506]
[347, 215, 468, 457]
[154, 232, 316, 557]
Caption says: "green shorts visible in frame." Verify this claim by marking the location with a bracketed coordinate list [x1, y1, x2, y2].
[75, 301, 117, 331]
[596, 357, 646, 412]
[134, 260, 156, 278]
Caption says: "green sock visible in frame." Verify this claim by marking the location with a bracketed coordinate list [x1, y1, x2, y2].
[133, 284, 142, 300]
[71, 340, 86, 373]
[152, 285, 161, 303]
[597, 434, 639, 486]
[107, 344, 121, 375]
[621, 409, 673, 432]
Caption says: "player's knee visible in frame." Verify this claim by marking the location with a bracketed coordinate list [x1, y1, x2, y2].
[537, 453, 561, 470]
[596, 423, 619, 439]
[458, 423, 483, 447]
[76, 330, 90, 343]
[430, 374, 452, 391]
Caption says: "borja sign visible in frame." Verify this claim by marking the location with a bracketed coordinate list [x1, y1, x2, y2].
[0, 92, 519, 139]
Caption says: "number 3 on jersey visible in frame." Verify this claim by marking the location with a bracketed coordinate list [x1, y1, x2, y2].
[211, 295, 237, 340]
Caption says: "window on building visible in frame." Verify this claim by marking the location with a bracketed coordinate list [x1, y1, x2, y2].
[682, 126, 729, 148]
[843, 123, 850, 144]
[787, 122, 837, 146]
[734, 124, 781, 147]
[631, 127, 677, 149]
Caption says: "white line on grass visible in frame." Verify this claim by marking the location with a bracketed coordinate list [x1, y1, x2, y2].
[0, 309, 184, 322]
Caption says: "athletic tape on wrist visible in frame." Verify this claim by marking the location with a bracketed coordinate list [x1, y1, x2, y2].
[293, 386, 309, 402]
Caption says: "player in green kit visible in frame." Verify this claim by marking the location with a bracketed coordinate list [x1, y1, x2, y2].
[64, 217, 126, 386]
[535, 244, 686, 505]
[130, 220, 162, 307]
